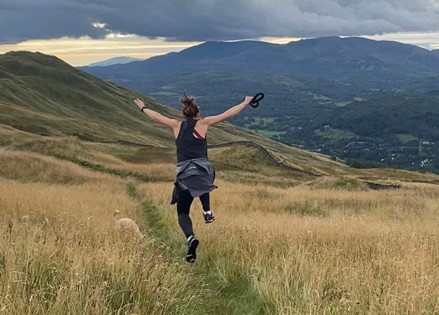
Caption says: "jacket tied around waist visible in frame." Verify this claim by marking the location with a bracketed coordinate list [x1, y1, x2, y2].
[171, 158, 217, 204]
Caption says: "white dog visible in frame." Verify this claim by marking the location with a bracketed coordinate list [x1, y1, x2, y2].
[114, 209, 144, 239]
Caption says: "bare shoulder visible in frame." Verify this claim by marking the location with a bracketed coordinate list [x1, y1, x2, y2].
[197, 118, 209, 130]
[200, 111, 230, 126]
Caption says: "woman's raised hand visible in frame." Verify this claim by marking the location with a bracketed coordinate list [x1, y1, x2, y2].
[134, 98, 145, 111]
[243, 96, 253, 105]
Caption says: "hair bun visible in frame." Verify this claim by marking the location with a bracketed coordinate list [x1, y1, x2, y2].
[180, 94, 195, 107]
[180, 93, 199, 118]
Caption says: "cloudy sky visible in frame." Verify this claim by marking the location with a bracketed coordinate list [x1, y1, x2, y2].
[0, 0, 438, 66]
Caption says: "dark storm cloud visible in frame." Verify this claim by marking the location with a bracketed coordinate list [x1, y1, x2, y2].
[0, 0, 110, 42]
[0, 0, 438, 43]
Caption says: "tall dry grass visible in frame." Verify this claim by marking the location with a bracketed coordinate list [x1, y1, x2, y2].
[140, 179, 439, 314]
[0, 179, 209, 314]
[2, 144, 439, 314]
[0, 149, 109, 184]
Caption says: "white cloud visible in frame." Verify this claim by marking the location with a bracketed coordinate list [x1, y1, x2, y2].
[365, 31, 439, 50]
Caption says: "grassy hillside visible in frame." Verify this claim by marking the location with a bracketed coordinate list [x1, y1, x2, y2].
[2, 50, 438, 184]
[2, 50, 439, 314]
[0, 51, 178, 145]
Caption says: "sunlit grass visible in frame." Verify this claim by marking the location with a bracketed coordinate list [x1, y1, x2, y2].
[0, 179, 210, 314]
[0, 149, 108, 184]
[140, 179, 439, 314]
[1, 143, 439, 314]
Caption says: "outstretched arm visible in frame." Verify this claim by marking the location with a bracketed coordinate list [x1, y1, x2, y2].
[201, 96, 253, 127]
[134, 98, 179, 129]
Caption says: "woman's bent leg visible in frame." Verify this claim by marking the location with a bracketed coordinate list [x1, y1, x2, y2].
[199, 193, 210, 211]
[200, 193, 215, 223]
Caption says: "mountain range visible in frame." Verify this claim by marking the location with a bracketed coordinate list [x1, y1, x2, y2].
[81, 37, 439, 173]
[83, 37, 439, 88]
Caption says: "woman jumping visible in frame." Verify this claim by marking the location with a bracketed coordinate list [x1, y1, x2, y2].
[134, 94, 253, 263]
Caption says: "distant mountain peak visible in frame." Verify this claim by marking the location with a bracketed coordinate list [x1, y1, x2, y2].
[175, 40, 273, 60]
[87, 56, 143, 67]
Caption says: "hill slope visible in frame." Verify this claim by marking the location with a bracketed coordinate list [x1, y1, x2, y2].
[0, 51, 359, 177]
[0, 51, 276, 146]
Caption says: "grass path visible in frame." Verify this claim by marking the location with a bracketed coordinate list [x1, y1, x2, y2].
[126, 182, 273, 315]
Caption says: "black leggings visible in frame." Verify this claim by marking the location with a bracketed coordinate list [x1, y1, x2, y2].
[177, 190, 210, 238]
